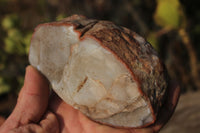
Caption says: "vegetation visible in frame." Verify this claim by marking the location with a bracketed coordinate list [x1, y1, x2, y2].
[0, 0, 200, 117]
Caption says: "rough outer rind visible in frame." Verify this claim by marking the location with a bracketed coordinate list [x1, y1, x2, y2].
[34, 15, 168, 126]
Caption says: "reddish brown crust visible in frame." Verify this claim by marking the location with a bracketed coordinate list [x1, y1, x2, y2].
[32, 15, 168, 128]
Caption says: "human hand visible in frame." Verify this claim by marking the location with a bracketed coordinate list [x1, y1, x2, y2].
[0, 66, 59, 133]
[0, 66, 180, 133]
[0, 116, 5, 126]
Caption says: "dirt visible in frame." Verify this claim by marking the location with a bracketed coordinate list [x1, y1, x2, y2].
[160, 91, 200, 133]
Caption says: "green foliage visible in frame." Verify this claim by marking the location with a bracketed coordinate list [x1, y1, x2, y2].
[0, 13, 31, 96]
[0, 77, 10, 95]
[154, 0, 184, 29]
[23, 33, 32, 54]
[1, 14, 19, 30]
[4, 28, 22, 54]
[56, 14, 67, 21]
[2, 14, 31, 55]
[147, 32, 159, 52]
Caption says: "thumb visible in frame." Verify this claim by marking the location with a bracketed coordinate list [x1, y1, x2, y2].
[15, 65, 50, 124]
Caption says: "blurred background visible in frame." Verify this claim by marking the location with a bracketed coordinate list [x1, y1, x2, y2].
[0, 0, 200, 132]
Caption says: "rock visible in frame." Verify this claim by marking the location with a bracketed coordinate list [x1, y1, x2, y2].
[29, 15, 169, 128]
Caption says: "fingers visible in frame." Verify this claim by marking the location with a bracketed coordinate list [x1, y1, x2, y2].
[39, 111, 59, 133]
[152, 81, 181, 132]
[7, 111, 59, 133]
[0, 66, 50, 132]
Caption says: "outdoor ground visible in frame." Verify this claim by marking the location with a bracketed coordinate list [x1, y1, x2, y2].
[161, 91, 200, 133]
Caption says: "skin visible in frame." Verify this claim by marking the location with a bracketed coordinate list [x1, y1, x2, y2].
[0, 66, 180, 133]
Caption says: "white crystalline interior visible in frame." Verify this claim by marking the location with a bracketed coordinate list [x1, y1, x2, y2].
[29, 25, 154, 127]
